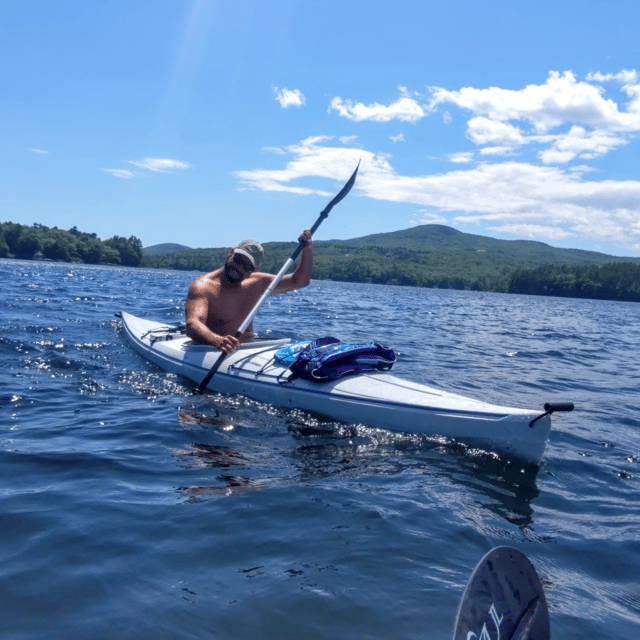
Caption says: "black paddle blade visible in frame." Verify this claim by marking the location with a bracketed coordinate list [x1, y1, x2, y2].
[310, 160, 360, 233]
[453, 546, 550, 640]
[328, 159, 360, 209]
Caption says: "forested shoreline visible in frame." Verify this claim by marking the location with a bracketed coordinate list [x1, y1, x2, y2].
[3, 221, 640, 302]
[140, 242, 640, 302]
[0, 222, 144, 266]
[508, 262, 640, 302]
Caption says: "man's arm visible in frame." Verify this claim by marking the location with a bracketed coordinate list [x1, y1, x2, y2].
[272, 229, 313, 295]
[185, 282, 240, 353]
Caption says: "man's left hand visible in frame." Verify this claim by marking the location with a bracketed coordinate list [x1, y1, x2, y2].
[299, 229, 312, 247]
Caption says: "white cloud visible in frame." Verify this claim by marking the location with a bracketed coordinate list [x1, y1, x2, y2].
[390, 134, 404, 143]
[261, 146, 287, 155]
[127, 158, 191, 172]
[101, 168, 135, 179]
[586, 69, 638, 87]
[479, 146, 518, 156]
[31, 148, 49, 154]
[328, 70, 640, 166]
[274, 87, 306, 108]
[428, 70, 640, 163]
[339, 135, 358, 144]
[429, 70, 640, 133]
[466, 117, 525, 147]
[236, 137, 640, 249]
[329, 87, 426, 123]
[100, 157, 191, 178]
[488, 223, 574, 240]
[448, 152, 474, 163]
[538, 125, 627, 164]
[413, 211, 447, 225]
[235, 136, 353, 196]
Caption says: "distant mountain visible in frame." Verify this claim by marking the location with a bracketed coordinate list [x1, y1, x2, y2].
[327, 224, 640, 267]
[143, 225, 640, 268]
[140, 225, 640, 295]
[144, 243, 192, 255]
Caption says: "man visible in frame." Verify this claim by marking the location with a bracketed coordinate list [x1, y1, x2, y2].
[185, 230, 313, 353]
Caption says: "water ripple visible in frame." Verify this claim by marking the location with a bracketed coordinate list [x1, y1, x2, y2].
[2, 259, 640, 639]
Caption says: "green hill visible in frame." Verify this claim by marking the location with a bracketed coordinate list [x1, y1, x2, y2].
[331, 224, 637, 267]
[143, 243, 192, 255]
[144, 224, 636, 269]
[139, 224, 640, 300]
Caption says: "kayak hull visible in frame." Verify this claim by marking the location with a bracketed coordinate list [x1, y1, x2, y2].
[118, 311, 552, 465]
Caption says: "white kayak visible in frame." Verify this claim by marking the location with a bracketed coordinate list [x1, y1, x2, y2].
[118, 311, 572, 465]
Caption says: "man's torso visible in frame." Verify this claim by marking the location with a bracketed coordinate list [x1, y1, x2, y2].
[196, 270, 268, 338]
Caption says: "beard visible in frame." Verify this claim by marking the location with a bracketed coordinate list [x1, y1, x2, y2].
[224, 261, 243, 284]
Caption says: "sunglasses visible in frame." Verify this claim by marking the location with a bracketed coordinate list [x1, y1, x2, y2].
[232, 253, 255, 273]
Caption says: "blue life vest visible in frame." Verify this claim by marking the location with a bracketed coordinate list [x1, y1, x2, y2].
[275, 336, 396, 383]
[272, 340, 313, 366]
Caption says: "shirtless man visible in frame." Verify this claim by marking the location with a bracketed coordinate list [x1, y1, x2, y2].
[185, 230, 312, 353]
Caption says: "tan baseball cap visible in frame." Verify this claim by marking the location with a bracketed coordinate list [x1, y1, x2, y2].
[232, 239, 263, 269]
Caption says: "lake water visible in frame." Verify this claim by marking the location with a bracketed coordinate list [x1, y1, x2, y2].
[1, 257, 639, 640]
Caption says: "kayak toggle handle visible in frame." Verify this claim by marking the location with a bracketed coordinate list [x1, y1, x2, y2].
[529, 402, 574, 428]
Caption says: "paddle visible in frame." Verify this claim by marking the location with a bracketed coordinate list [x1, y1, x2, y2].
[453, 546, 550, 640]
[196, 160, 360, 395]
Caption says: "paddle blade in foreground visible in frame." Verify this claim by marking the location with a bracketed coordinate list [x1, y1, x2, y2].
[452, 546, 550, 640]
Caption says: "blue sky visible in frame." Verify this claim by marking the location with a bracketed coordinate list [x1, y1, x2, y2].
[2, 0, 640, 255]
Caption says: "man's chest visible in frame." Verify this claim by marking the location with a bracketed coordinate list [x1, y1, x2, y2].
[206, 287, 257, 325]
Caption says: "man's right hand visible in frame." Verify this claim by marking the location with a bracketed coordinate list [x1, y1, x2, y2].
[217, 334, 240, 354]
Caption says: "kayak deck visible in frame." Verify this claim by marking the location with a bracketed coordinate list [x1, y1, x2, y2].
[118, 311, 556, 465]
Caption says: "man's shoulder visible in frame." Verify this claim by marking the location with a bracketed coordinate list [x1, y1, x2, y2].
[244, 271, 274, 288]
[189, 270, 222, 293]
[248, 270, 274, 281]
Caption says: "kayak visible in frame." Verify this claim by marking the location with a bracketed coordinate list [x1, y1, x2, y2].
[117, 311, 570, 465]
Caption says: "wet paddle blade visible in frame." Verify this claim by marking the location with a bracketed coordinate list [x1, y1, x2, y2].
[324, 159, 360, 211]
[308, 160, 360, 236]
[453, 546, 550, 640]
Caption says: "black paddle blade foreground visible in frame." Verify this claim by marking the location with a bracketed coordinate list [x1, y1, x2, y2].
[452, 546, 550, 640]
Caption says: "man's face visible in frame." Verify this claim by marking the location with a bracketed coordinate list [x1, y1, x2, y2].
[224, 251, 255, 283]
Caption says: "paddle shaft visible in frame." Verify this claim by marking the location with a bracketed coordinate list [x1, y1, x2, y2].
[196, 161, 360, 394]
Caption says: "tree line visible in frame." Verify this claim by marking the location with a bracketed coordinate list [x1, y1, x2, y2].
[508, 262, 640, 302]
[4, 221, 640, 303]
[141, 243, 640, 302]
[0, 222, 144, 266]
[140, 243, 516, 291]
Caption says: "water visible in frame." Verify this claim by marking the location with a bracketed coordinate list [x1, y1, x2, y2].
[1, 257, 639, 640]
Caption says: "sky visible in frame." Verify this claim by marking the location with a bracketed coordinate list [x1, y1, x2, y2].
[2, 0, 640, 255]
